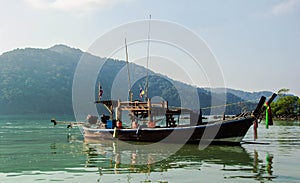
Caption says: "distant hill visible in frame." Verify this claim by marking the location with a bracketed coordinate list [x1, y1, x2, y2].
[225, 88, 273, 101]
[0, 45, 271, 115]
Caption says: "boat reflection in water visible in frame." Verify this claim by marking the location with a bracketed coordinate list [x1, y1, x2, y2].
[82, 139, 276, 181]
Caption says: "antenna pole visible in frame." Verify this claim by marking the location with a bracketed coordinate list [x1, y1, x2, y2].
[145, 14, 151, 100]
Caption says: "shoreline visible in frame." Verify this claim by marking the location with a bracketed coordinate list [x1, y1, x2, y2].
[272, 116, 300, 122]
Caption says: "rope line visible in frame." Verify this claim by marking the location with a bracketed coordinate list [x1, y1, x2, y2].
[201, 98, 260, 110]
[169, 95, 274, 110]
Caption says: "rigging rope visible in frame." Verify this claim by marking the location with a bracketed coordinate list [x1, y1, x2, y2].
[168, 95, 274, 111]
[200, 98, 261, 110]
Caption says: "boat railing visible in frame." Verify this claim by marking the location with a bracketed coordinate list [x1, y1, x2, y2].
[117, 99, 168, 112]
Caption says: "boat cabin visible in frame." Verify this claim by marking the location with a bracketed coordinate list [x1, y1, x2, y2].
[93, 99, 203, 129]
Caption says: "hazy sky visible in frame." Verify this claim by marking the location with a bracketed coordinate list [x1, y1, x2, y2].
[1, 0, 299, 96]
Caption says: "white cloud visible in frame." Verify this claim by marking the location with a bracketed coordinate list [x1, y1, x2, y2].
[24, 0, 131, 14]
[271, 0, 300, 15]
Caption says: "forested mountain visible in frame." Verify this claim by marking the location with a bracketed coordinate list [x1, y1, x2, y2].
[0, 45, 268, 115]
[0, 45, 79, 114]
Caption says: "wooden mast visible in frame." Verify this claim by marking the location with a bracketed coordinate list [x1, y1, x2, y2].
[125, 38, 132, 101]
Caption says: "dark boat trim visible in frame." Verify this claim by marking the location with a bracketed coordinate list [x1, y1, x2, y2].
[83, 116, 254, 145]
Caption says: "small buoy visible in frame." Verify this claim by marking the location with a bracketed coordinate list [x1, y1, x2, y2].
[51, 119, 57, 126]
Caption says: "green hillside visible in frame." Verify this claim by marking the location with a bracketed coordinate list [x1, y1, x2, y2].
[0, 45, 261, 115]
[0, 45, 77, 114]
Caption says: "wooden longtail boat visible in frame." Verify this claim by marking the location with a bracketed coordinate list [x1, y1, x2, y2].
[51, 94, 277, 145]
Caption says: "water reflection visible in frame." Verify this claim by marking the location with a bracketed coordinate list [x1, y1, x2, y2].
[82, 140, 276, 182]
[2, 119, 299, 182]
[223, 150, 276, 181]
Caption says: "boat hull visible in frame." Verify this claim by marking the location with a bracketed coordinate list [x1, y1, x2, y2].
[83, 116, 254, 145]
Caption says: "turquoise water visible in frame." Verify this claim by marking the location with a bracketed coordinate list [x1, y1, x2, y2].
[0, 116, 300, 182]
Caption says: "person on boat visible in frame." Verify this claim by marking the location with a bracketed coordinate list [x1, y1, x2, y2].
[116, 119, 123, 128]
[148, 121, 156, 128]
[132, 121, 139, 128]
[101, 114, 109, 124]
